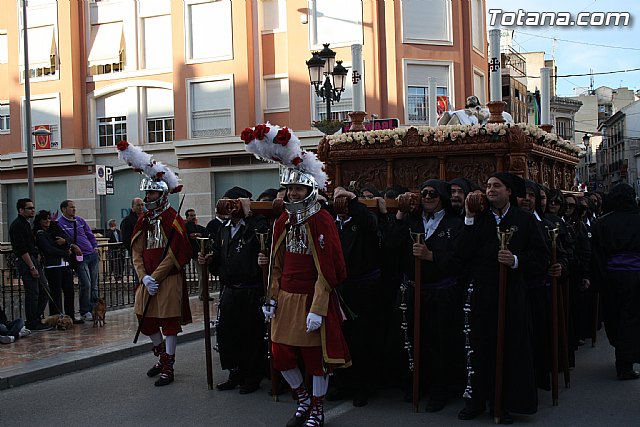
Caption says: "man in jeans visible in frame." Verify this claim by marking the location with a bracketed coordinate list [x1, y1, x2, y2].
[8, 198, 52, 331]
[57, 199, 99, 321]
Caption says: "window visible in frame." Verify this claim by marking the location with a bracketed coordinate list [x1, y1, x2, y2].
[88, 22, 125, 75]
[313, 66, 353, 121]
[147, 118, 174, 143]
[471, 0, 484, 52]
[407, 86, 448, 123]
[30, 96, 61, 149]
[145, 87, 174, 142]
[473, 71, 486, 105]
[189, 77, 234, 138]
[405, 62, 452, 123]
[402, 0, 452, 44]
[186, 0, 233, 62]
[261, 0, 286, 33]
[0, 32, 7, 63]
[98, 116, 127, 147]
[309, 0, 362, 48]
[265, 76, 289, 112]
[142, 15, 172, 69]
[0, 102, 9, 131]
[20, 25, 58, 79]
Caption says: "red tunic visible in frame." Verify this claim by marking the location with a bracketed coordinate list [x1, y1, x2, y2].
[269, 208, 351, 369]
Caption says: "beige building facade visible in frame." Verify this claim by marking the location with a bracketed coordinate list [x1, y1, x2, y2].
[0, 0, 488, 238]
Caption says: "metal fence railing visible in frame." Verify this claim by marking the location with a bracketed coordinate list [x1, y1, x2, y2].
[0, 242, 219, 321]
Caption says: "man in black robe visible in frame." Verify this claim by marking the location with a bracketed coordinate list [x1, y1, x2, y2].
[455, 172, 549, 424]
[387, 179, 465, 412]
[591, 183, 640, 380]
[198, 186, 267, 394]
[328, 186, 382, 407]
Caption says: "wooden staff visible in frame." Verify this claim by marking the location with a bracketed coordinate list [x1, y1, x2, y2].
[557, 281, 571, 388]
[494, 226, 514, 425]
[547, 226, 560, 406]
[197, 237, 214, 390]
[257, 230, 278, 402]
[592, 292, 599, 347]
[410, 231, 423, 413]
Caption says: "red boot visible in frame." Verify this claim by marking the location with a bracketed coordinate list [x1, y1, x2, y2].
[154, 353, 175, 386]
[286, 385, 311, 427]
[304, 396, 325, 427]
[147, 342, 166, 377]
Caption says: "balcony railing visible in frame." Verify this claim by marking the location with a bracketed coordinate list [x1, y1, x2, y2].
[0, 242, 219, 321]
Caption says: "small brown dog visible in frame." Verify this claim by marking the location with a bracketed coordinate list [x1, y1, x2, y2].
[92, 297, 106, 327]
[42, 314, 74, 330]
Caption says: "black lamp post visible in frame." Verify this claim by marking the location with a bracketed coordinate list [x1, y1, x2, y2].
[306, 43, 348, 121]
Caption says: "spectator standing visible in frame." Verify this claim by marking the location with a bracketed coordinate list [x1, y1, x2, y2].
[105, 218, 124, 280]
[121, 197, 145, 283]
[8, 198, 52, 331]
[57, 200, 99, 321]
[34, 210, 83, 324]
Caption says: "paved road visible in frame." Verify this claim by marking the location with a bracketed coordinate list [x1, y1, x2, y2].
[1, 330, 638, 426]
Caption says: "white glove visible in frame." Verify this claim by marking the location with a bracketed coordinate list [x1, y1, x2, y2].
[142, 275, 158, 296]
[262, 299, 277, 320]
[306, 312, 323, 333]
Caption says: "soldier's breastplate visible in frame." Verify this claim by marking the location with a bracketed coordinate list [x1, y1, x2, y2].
[146, 219, 165, 250]
[285, 224, 312, 255]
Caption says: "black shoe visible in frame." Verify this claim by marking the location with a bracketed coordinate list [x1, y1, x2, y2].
[239, 382, 260, 394]
[216, 379, 240, 391]
[30, 323, 53, 332]
[147, 363, 162, 378]
[285, 413, 308, 427]
[458, 403, 485, 420]
[617, 370, 640, 380]
[499, 412, 514, 425]
[425, 397, 447, 413]
[72, 318, 85, 325]
[154, 374, 174, 387]
[353, 390, 369, 407]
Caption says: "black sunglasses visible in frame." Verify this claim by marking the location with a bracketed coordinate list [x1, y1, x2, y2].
[565, 202, 577, 207]
[549, 200, 561, 205]
[23, 206, 35, 210]
[421, 190, 440, 198]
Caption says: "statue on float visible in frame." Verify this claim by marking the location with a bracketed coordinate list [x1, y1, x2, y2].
[437, 95, 514, 126]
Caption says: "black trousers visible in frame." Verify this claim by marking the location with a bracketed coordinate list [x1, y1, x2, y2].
[44, 266, 76, 317]
[17, 256, 50, 328]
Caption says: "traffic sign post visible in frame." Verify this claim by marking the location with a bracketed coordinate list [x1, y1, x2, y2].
[96, 165, 106, 196]
[105, 166, 114, 195]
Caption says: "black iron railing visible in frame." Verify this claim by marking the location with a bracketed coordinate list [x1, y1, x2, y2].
[0, 242, 219, 321]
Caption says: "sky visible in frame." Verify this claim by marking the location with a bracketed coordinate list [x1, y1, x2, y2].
[486, 0, 640, 96]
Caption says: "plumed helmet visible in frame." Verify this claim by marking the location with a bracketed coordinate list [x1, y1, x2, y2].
[243, 123, 327, 218]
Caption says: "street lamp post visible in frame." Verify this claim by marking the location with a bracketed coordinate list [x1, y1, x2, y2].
[306, 43, 348, 121]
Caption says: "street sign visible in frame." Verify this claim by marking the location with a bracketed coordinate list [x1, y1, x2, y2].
[105, 166, 114, 195]
[96, 165, 106, 196]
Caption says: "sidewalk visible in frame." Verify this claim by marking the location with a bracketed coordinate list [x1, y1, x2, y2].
[0, 296, 216, 390]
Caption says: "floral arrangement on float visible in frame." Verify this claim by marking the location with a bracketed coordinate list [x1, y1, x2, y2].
[324, 123, 581, 155]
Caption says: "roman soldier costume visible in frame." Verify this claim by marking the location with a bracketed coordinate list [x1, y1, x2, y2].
[244, 123, 350, 427]
[117, 140, 192, 387]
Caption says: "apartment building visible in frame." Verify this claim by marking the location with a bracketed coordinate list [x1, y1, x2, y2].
[0, 0, 488, 238]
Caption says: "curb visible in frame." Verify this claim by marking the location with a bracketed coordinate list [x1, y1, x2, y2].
[0, 327, 208, 390]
